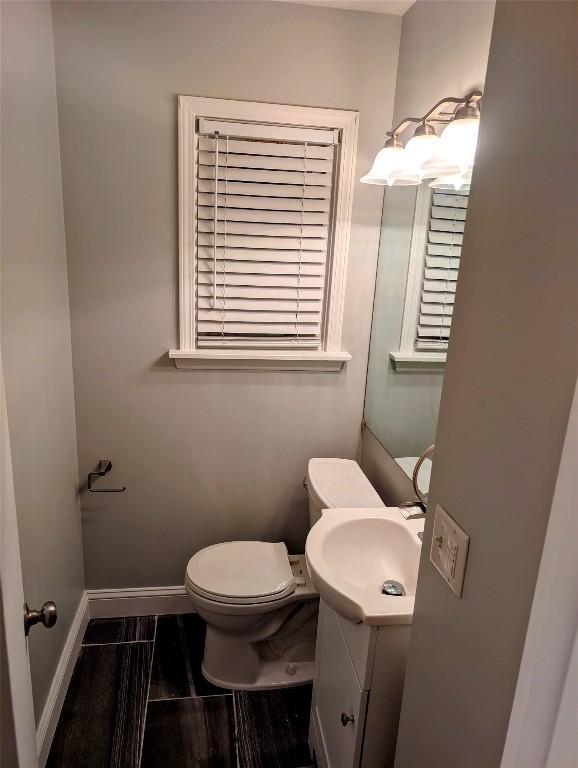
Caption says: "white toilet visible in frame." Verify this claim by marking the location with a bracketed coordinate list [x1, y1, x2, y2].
[185, 458, 384, 690]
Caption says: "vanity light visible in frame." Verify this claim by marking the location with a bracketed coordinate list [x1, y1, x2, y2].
[429, 169, 472, 191]
[360, 136, 421, 187]
[405, 123, 440, 166]
[361, 91, 482, 187]
[440, 100, 480, 171]
[419, 146, 462, 179]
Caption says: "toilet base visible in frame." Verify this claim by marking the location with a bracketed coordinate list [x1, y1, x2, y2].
[202, 657, 314, 691]
[202, 617, 316, 691]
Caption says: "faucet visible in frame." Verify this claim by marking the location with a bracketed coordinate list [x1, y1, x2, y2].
[412, 443, 435, 508]
[399, 443, 435, 516]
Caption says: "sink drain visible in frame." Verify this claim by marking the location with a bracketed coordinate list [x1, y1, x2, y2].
[381, 580, 405, 596]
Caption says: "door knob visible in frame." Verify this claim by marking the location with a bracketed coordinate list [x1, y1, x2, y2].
[340, 712, 355, 726]
[24, 601, 57, 636]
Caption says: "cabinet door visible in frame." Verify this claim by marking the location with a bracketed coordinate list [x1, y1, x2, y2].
[313, 604, 368, 768]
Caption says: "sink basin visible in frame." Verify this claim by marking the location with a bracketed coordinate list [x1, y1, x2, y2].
[305, 508, 424, 625]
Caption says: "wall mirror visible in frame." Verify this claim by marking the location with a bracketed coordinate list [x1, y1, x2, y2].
[364, 179, 470, 498]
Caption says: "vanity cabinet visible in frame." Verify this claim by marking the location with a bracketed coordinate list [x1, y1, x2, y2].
[309, 600, 410, 768]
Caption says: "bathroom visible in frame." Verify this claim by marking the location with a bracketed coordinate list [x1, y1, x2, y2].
[1, 1, 576, 767]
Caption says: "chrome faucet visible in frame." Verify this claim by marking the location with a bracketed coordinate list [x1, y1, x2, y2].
[399, 443, 435, 515]
[412, 443, 435, 508]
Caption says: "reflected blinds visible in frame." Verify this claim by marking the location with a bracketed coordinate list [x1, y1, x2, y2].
[416, 189, 469, 350]
[195, 118, 338, 349]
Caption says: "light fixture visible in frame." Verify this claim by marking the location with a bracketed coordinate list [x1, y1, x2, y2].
[440, 100, 480, 170]
[361, 91, 481, 187]
[360, 136, 421, 187]
[405, 123, 440, 166]
[429, 169, 472, 191]
[419, 146, 462, 179]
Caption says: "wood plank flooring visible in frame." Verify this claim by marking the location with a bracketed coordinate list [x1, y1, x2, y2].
[235, 687, 314, 768]
[46, 642, 153, 768]
[148, 614, 226, 699]
[141, 697, 236, 768]
[47, 613, 315, 768]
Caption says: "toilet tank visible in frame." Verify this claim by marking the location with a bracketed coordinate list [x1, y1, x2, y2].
[306, 458, 384, 528]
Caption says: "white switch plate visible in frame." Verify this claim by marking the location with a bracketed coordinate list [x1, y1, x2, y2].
[430, 504, 470, 597]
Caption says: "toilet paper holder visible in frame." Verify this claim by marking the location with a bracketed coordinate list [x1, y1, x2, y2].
[88, 459, 127, 493]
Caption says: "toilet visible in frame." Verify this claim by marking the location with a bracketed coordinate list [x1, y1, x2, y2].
[185, 458, 385, 690]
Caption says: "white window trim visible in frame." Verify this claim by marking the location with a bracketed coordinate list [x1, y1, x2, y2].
[390, 183, 447, 373]
[169, 96, 358, 371]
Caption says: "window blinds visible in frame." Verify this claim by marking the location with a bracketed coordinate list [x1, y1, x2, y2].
[195, 118, 338, 349]
[415, 188, 469, 350]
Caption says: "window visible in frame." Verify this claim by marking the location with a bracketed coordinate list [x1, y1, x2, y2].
[170, 97, 358, 371]
[391, 183, 469, 372]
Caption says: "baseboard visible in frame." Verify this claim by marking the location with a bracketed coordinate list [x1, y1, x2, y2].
[37, 591, 90, 767]
[87, 585, 193, 618]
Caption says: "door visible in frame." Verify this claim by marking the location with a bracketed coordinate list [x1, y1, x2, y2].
[0, 363, 38, 766]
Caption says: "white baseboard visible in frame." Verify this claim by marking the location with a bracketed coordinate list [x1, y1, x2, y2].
[37, 591, 90, 767]
[87, 585, 193, 618]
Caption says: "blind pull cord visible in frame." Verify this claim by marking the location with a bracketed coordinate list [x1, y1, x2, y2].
[212, 131, 220, 309]
[296, 142, 308, 343]
[441, 276, 449, 340]
[221, 136, 229, 344]
[440, 298, 447, 341]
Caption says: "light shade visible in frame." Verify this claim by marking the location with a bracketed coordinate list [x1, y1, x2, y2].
[405, 123, 440, 166]
[429, 169, 472, 191]
[360, 141, 420, 187]
[419, 141, 462, 178]
[440, 103, 480, 170]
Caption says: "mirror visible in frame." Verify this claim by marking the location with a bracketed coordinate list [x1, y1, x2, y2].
[364, 180, 470, 496]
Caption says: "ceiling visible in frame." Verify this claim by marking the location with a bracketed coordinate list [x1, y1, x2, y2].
[270, 0, 416, 16]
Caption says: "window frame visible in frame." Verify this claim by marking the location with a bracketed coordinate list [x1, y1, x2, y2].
[390, 182, 451, 373]
[170, 96, 358, 371]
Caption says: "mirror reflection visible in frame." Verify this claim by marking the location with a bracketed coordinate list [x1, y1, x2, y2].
[364, 179, 470, 498]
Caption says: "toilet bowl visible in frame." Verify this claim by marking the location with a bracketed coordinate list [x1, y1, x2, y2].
[185, 458, 384, 690]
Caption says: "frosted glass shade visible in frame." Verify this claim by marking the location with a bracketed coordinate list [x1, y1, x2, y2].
[360, 146, 420, 187]
[440, 117, 479, 170]
[419, 143, 462, 179]
[405, 133, 440, 166]
[429, 169, 472, 191]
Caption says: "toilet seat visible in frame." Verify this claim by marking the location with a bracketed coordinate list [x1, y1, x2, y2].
[186, 541, 296, 605]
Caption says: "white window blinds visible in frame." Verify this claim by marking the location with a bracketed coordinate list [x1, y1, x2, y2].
[195, 118, 338, 349]
[415, 188, 469, 350]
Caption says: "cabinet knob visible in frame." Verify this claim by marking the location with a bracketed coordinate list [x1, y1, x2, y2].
[340, 712, 355, 727]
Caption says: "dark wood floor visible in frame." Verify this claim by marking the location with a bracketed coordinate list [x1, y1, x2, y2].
[47, 613, 315, 768]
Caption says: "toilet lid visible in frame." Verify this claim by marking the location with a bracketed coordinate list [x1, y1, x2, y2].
[186, 541, 295, 602]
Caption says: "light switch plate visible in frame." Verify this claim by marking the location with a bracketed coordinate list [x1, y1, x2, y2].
[429, 504, 470, 597]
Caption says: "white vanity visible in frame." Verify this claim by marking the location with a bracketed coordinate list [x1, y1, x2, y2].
[305, 508, 424, 768]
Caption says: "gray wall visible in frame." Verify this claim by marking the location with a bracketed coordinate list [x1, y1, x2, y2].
[395, 3, 578, 766]
[363, 0, 495, 459]
[51, 0, 402, 588]
[1, 1, 85, 720]
[392, 0, 496, 139]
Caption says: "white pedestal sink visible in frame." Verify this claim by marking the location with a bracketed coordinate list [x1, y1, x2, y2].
[305, 507, 424, 625]
[306, 508, 425, 768]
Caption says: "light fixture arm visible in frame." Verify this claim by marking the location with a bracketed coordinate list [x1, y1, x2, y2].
[386, 90, 482, 140]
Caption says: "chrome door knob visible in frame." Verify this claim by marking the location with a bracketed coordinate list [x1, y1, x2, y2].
[24, 601, 57, 636]
[340, 712, 355, 726]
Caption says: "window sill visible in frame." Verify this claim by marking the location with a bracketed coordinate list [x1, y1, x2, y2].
[389, 351, 446, 372]
[169, 349, 352, 372]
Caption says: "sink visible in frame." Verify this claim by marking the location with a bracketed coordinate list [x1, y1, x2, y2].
[305, 508, 424, 625]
